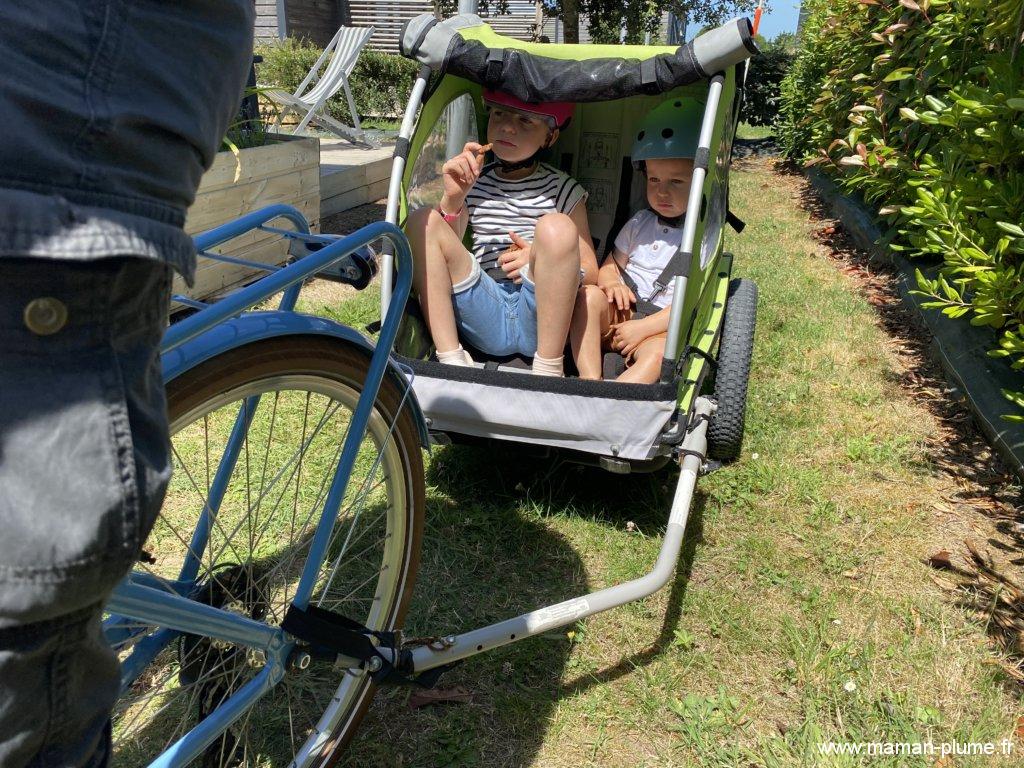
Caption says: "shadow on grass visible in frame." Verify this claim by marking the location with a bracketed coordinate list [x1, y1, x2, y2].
[343, 440, 704, 767]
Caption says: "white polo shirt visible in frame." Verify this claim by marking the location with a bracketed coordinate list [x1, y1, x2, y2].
[613, 209, 683, 310]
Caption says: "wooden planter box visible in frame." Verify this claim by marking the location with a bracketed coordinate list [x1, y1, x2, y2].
[175, 134, 321, 305]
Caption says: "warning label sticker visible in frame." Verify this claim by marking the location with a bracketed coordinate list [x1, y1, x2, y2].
[525, 598, 591, 633]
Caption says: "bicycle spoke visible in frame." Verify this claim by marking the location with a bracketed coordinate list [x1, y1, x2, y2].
[244, 397, 254, 572]
[320, 478, 390, 603]
[229, 398, 347, 570]
[134, 507, 243, 608]
[252, 429, 356, 593]
[319, 390, 406, 602]
[254, 392, 281, 540]
[260, 487, 388, 621]
[247, 452, 381, 614]
[169, 443, 249, 572]
[169, 396, 345, 593]
[117, 641, 249, 741]
[286, 679, 298, 755]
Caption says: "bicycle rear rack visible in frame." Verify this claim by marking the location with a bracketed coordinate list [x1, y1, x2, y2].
[164, 204, 389, 353]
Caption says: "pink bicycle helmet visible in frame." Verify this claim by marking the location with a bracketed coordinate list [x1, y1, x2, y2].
[482, 89, 574, 130]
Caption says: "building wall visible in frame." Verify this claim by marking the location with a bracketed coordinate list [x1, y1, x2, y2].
[253, 0, 672, 51]
[255, 0, 282, 41]
[478, 0, 545, 41]
[537, 14, 594, 44]
[346, 1, 594, 51]
[254, 0, 344, 45]
[346, 0, 434, 52]
[283, 0, 342, 46]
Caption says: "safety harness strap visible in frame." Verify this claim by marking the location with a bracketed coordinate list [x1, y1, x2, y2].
[616, 245, 690, 319]
[651, 247, 691, 301]
[485, 48, 505, 86]
[618, 269, 661, 318]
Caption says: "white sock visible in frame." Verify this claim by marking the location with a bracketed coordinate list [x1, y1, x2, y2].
[532, 353, 564, 377]
[436, 345, 474, 367]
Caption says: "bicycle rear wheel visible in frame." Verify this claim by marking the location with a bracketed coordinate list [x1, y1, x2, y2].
[111, 336, 424, 767]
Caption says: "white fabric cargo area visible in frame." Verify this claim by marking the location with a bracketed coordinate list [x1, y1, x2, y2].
[401, 358, 680, 460]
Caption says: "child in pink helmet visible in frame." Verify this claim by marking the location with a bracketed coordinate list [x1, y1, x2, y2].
[406, 89, 597, 376]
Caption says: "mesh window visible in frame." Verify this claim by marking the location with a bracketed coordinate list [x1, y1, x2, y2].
[407, 94, 479, 211]
[700, 178, 726, 269]
[699, 110, 737, 268]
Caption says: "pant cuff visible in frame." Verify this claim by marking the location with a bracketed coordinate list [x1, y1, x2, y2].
[452, 258, 481, 294]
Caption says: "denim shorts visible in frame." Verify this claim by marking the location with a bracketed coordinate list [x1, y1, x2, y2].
[452, 259, 538, 357]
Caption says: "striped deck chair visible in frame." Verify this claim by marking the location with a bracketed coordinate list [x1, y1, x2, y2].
[264, 25, 376, 147]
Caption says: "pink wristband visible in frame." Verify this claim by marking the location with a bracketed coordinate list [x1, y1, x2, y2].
[437, 204, 462, 224]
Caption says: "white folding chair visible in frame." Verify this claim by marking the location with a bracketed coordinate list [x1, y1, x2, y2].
[264, 25, 376, 147]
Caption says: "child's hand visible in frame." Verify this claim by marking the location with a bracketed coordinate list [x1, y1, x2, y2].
[499, 231, 532, 283]
[609, 319, 648, 358]
[602, 283, 635, 311]
[441, 142, 490, 199]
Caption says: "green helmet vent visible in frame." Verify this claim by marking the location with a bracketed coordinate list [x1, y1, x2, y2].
[631, 97, 705, 167]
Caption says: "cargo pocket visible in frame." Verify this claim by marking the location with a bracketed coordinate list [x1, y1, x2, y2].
[0, 258, 171, 625]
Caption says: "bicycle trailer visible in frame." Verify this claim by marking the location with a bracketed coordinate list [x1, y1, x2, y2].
[381, 13, 760, 471]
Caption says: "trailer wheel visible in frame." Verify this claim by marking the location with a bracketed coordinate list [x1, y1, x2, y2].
[707, 278, 758, 461]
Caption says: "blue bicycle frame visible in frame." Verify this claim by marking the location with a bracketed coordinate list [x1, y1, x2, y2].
[103, 205, 417, 767]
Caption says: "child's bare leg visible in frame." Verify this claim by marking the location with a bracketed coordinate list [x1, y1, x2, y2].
[570, 284, 611, 379]
[530, 212, 581, 360]
[617, 334, 667, 384]
[406, 207, 475, 354]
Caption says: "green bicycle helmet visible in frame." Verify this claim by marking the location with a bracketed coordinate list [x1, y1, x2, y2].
[631, 97, 705, 168]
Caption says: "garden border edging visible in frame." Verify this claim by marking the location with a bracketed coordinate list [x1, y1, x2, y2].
[805, 168, 1024, 480]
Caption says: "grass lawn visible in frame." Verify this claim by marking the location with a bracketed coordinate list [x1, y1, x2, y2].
[736, 122, 775, 141]
[299, 158, 1022, 767]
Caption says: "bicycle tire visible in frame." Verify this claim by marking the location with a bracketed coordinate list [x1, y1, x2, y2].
[707, 278, 758, 461]
[111, 335, 424, 767]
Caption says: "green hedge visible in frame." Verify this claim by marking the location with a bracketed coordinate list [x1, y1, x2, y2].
[740, 35, 796, 127]
[780, 0, 1024, 417]
[255, 39, 419, 120]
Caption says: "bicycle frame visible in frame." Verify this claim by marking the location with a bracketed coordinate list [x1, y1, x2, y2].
[104, 205, 416, 767]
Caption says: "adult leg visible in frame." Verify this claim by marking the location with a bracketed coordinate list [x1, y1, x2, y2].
[406, 207, 476, 356]
[0, 257, 172, 767]
[529, 212, 581, 361]
[570, 284, 612, 380]
[0, 607, 118, 768]
[617, 333, 668, 384]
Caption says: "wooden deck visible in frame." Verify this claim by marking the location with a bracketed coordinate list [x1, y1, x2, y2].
[173, 137, 393, 309]
[319, 139, 393, 218]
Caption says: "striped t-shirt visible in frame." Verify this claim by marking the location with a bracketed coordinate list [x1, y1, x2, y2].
[465, 162, 588, 283]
